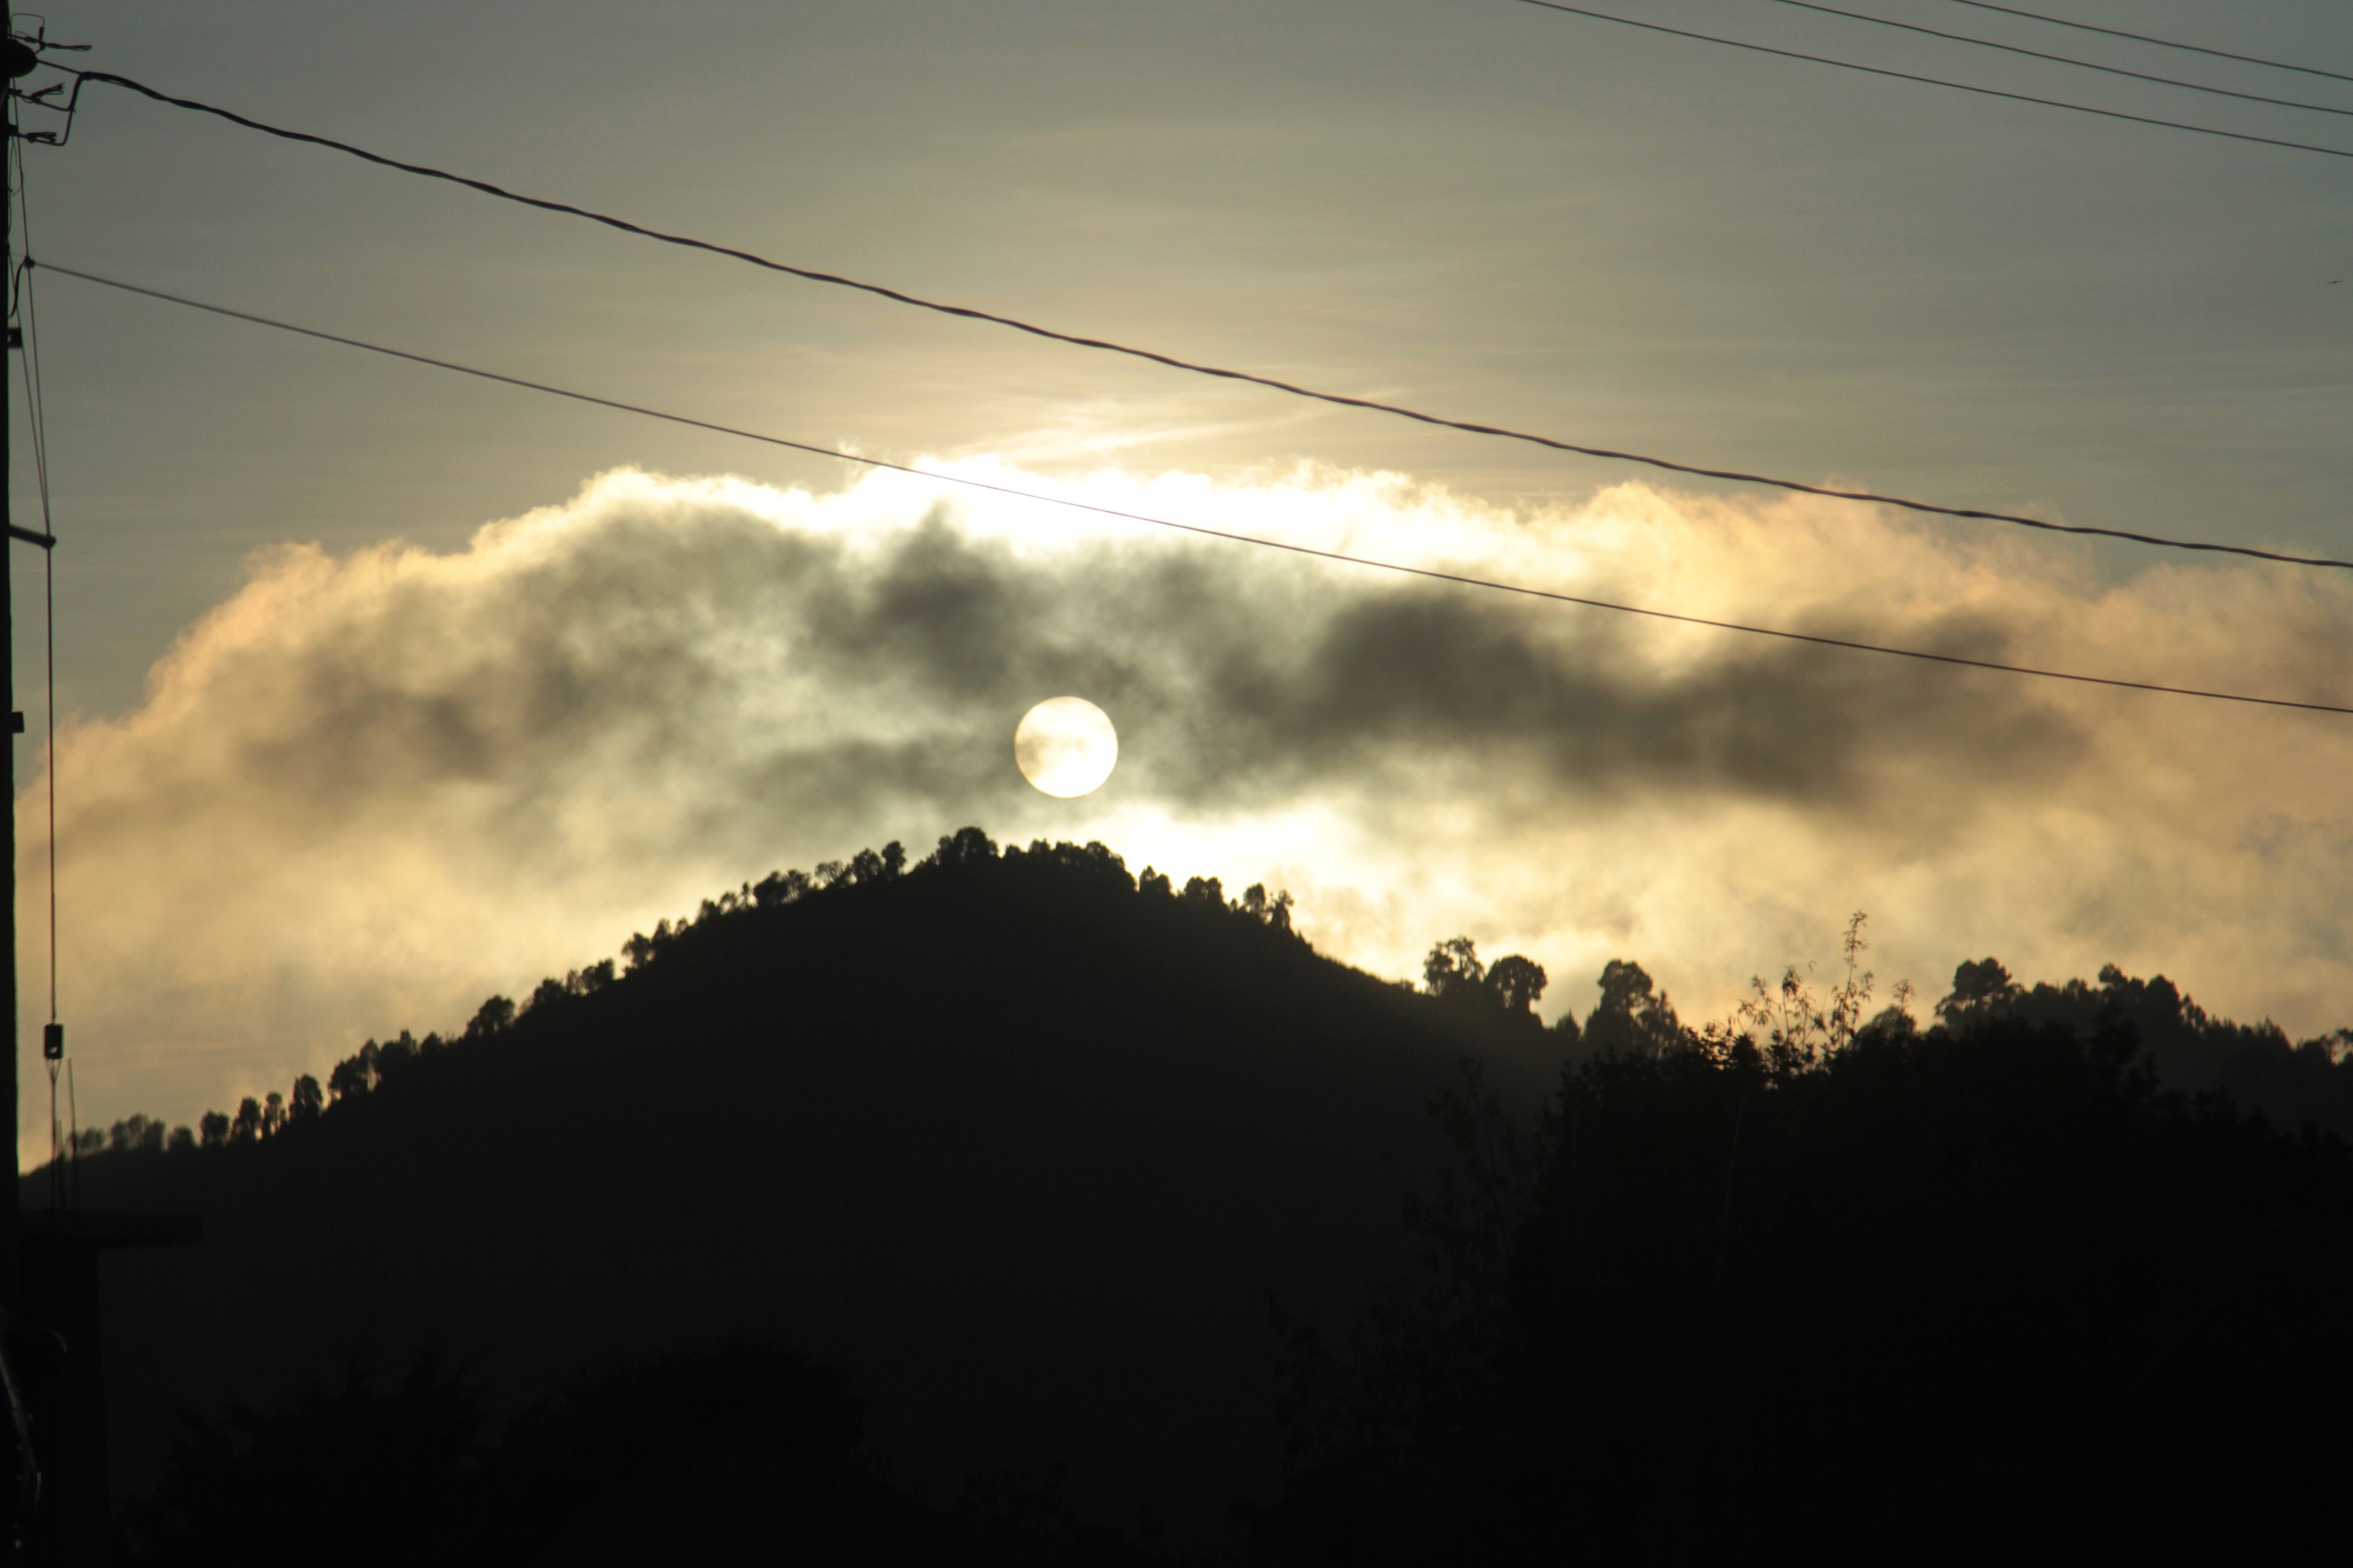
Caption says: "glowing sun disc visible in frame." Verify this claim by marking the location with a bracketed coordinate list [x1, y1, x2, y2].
[1015, 697, 1118, 798]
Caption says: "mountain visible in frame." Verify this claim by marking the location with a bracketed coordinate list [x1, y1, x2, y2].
[50, 830, 1560, 1550]
[46, 828, 2353, 1561]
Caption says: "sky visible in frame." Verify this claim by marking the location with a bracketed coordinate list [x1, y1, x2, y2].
[5, 0, 2350, 1152]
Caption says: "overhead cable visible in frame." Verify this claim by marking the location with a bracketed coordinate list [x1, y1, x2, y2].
[1768, 0, 2353, 118]
[41, 71, 2353, 574]
[40, 262, 2353, 718]
[1940, 0, 2353, 87]
[1505, 0, 2353, 159]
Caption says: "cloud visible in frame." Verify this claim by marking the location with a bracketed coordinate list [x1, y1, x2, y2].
[20, 461, 2353, 1145]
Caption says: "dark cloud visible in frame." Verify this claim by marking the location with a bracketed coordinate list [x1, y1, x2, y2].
[546, 493, 2094, 826]
[96, 474, 2102, 878]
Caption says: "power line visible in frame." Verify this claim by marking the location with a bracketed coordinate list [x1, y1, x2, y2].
[1940, 0, 2353, 87]
[1768, 0, 2353, 118]
[40, 262, 2352, 719]
[43, 69, 2353, 574]
[1506, 0, 2353, 159]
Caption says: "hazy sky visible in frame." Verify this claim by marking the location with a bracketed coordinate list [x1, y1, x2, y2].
[7, 1, 2350, 1148]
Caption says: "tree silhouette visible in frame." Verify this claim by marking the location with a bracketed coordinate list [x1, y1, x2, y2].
[1579, 959, 1680, 1059]
[932, 826, 998, 868]
[1922, 954, 2353, 1136]
[1263, 1002, 2353, 1563]
[1240, 883, 1296, 934]
[1421, 937, 1485, 1003]
[1419, 939, 1549, 1033]
[1485, 956, 1546, 1017]
[109, 1114, 165, 1156]
[1939, 954, 2020, 1018]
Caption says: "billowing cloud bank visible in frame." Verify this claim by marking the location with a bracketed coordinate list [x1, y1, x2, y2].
[20, 462, 2352, 1142]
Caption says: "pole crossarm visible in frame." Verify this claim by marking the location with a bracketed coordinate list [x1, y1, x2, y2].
[8, 525, 51, 548]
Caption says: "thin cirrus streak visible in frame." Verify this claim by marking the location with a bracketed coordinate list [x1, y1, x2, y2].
[40, 261, 2353, 719]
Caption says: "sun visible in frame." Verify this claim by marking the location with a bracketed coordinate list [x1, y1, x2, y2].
[1014, 697, 1118, 798]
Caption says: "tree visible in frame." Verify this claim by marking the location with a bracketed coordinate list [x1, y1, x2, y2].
[930, 826, 998, 869]
[1486, 956, 1548, 1017]
[565, 962, 615, 998]
[750, 867, 812, 909]
[1938, 956, 2020, 1020]
[1424, 937, 1488, 1004]
[167, 1125, 196, 1153]
[1423, 939, 1546, 1020]
[376, 1032, 419, 1081]
[1705, 914, 1896, 1072]
[199, 1110, 229, 1149]
[290, 1075, 324, 1123]
[1582, 959, 1682, 1059]
[111, 1114, 160, 1155]
[1242, 884, 1296, 934]
[847, 842, 907, 883]
[231, 1098, 263, 1145]
[327, 1054, 371, 1104]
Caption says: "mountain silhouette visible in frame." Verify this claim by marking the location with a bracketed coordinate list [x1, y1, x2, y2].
[46, 830, 1560, 1550]
[39, 828, 2353, 1561]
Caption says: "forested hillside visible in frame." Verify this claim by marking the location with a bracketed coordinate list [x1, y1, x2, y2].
[1263, 1001, 2353, 1562]
[48, 828, 1562, 1557]
[40, 828, 2353, 1563]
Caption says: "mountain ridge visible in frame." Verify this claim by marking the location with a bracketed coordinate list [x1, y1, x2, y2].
[51, 828, 1562, 1547]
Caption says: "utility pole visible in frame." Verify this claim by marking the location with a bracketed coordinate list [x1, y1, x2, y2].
[1, 37, 29, 1564]
[0, 41, 200, 1565]
[0, 32, 30, 1325]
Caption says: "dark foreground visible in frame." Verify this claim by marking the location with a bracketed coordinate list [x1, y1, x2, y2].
[37, 831, 2353, 1563]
